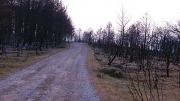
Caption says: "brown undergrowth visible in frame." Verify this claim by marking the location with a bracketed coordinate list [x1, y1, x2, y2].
[85, 44, 180, 101]
[0, 43, 70, 79]
[85, 44, 131, 101]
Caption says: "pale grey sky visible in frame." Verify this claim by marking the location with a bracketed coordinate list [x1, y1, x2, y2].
[62, 0, 180, 31]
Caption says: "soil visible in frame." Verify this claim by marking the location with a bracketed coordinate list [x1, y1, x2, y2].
[0, 43, 99, 101]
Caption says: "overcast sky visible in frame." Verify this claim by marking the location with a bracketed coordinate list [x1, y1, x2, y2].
[62, 0, 180, 31]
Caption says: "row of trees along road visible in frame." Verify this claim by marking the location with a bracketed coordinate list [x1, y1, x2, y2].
[81, 11, 180, 78]
[0, 0, 74, 53]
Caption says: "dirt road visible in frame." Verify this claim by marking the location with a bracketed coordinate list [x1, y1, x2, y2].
[0, 43, 99, 101]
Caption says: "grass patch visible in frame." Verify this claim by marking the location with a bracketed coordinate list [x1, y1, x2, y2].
[85, 44, 180, 101]
[0, 43, 71, 79]
[85, 44, 131, 101]
[99, 68, 124, 79]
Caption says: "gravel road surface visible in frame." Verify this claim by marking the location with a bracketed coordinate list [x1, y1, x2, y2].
[0, 43, 99, 101]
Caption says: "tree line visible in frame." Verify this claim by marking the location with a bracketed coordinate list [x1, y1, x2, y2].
[81, 12, 180, 77]
[0, 0, 74, 53]
[80, 10, 180, 100]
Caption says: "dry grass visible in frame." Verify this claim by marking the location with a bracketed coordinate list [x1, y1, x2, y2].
[85, 44, 180, 101]
[85, 44, 132, 101]
[0, 43, 70, 79]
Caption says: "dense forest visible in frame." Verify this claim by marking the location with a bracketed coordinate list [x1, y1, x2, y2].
[0, 0, 74, 53]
